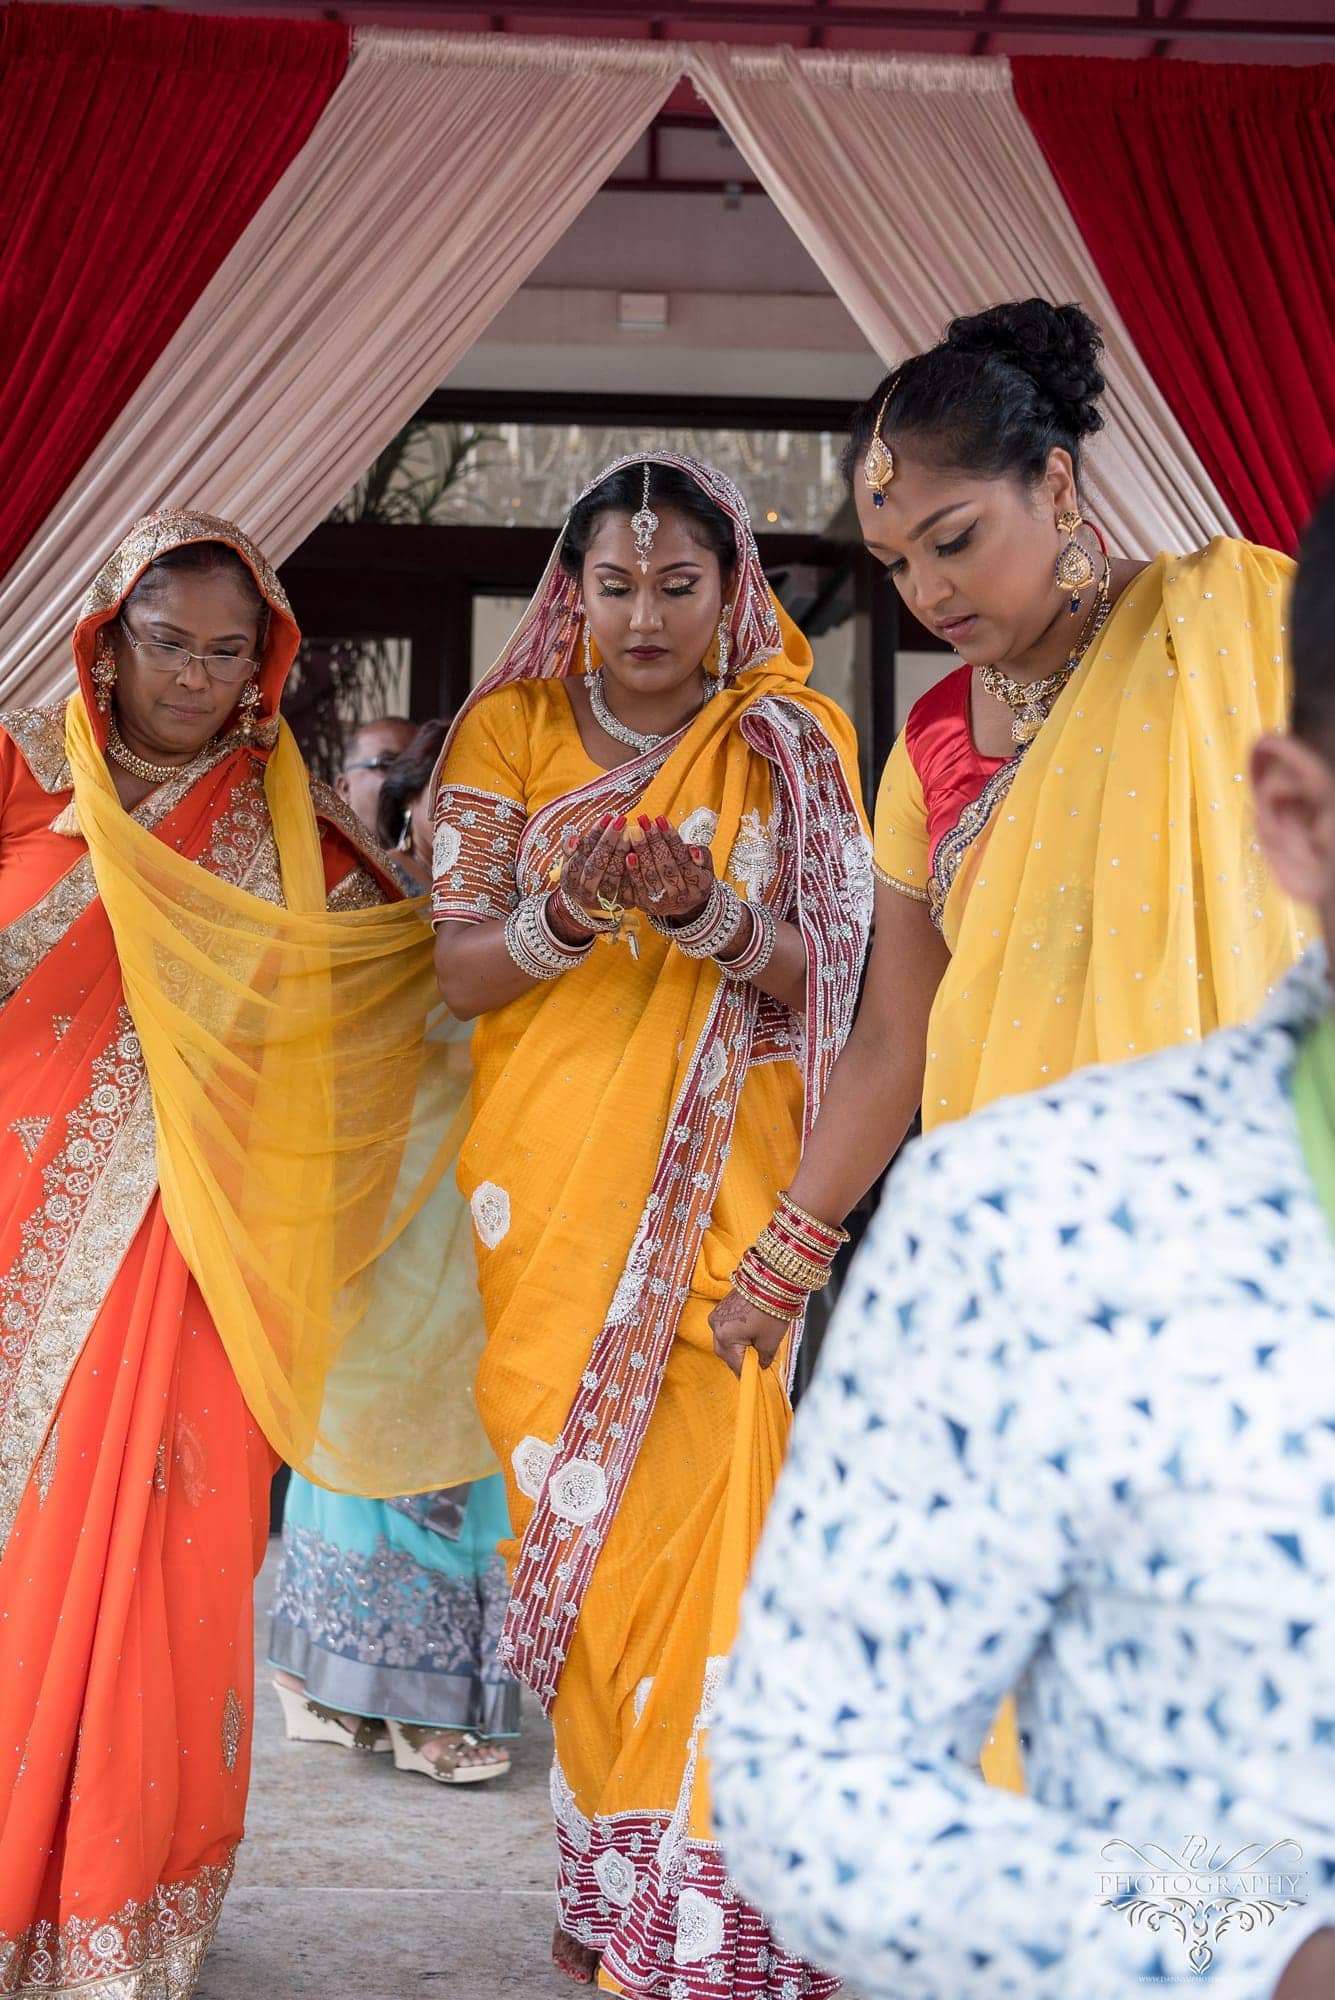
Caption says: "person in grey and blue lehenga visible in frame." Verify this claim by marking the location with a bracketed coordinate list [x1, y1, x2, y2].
[269, 721, 519, 1783]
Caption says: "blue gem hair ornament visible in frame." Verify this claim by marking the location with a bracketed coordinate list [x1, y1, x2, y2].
[862, 389, 896, 509]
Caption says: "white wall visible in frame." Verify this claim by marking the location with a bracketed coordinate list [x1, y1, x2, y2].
[445, 181, 883, 408]
[528, 186, 836, 297]
[445, 286, 880, 406]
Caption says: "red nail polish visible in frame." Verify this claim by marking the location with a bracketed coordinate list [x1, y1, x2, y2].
[626, 852, 639, 868]
[598, 814, 613, 829]
[656, 816, 671, 832]
[638, 814, 653, 832]
[691, 846, 705, 864]
[613, 815, 628, 831]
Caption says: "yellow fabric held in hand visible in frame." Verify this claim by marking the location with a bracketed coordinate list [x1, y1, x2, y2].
[691, 1348, 792, 1843]
[65, 691, 495, 1496]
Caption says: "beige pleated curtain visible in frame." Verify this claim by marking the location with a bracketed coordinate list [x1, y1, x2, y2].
[0, 32, 680, 707]
[689, 45, 1235, 557]
[0, 32, 1235, 710]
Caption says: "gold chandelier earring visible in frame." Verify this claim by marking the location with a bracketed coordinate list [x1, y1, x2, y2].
[237, 677, 262, 740]
[1055, 509, 1097, 616]
[91, 631, 118, 713]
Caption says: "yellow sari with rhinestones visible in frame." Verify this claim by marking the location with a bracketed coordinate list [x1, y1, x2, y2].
[432, 451, 872, 2000]
[874, 535, 1306, 1790]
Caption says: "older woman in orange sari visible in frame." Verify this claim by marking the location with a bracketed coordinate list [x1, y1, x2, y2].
[0, 513, 489, 1996]
[433, 454, 871, 1999]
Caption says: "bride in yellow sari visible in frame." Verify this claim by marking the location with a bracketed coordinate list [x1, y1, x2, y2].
[432, 454, 871, 1997]
[710, 300, 1307, 1793]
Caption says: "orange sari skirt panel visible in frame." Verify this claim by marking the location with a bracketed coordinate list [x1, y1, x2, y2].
[0, 1203, 273, 1994]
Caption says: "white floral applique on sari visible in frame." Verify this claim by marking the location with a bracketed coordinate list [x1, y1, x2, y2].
[726, 808, 778, 902]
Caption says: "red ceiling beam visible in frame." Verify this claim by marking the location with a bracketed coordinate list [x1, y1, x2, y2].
[331, 0, 1330, 43]
[1150, 0, 1192, 57]
[971, 0, 1003, 57]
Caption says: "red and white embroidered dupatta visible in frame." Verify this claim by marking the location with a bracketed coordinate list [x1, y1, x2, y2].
[432, 454, 872, 1708]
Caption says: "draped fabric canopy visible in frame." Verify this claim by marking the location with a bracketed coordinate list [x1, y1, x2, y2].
[688, 45, 1236, 559]
[0, 3, 348, 586]
[0, 29, 679, 709]
[1014, 57, 1335, 553]
[0, 12, 1328, 712]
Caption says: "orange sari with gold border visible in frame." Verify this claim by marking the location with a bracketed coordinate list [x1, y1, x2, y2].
[0, 563, 388, 1994]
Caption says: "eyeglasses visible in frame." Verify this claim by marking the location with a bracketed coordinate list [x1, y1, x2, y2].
[342, 752, 400, 775]
[120, 619, 259, 685]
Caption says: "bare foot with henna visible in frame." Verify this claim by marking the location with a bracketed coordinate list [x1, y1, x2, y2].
[552, 1925, 600, 1986]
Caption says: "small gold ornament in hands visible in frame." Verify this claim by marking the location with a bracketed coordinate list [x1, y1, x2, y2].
[557, 814, 641, 957]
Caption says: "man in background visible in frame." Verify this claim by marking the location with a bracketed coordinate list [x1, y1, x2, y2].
[335, 714, 414, 834]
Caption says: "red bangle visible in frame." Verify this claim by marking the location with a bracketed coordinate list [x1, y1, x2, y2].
[766, 1213, 835, 1265]
[734, 1248, 805, 1320]
[775, 1191, 847, 1255]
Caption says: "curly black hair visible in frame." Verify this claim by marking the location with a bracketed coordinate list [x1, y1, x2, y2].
[843, 298, 1107, 491]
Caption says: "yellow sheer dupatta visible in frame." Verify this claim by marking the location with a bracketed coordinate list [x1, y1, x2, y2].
[926, 539, 1307, 1129]
[925, 538, 1303, 1796]
[65, 691, 493, 1495]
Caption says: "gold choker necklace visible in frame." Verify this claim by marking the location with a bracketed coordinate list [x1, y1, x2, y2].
[980, 557, 1113, 747]
[106, 721, 202, 785]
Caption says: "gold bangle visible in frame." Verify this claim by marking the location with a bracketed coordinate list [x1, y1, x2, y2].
[776, 1191, 850, 1248]
[732, 1262, 800, 1321]
[755, 1224, 832, 1278]
[753, 1231, 831, 1293]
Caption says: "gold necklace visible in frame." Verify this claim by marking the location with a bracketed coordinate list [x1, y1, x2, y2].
[106, 720, 204, 785]
[980, 559, 1112, 747]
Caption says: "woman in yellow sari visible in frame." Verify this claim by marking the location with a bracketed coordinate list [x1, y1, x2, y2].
[0, 512, 488, 1995]
[432, 453, 871, 1997]
[710, 299, 1306, 1790]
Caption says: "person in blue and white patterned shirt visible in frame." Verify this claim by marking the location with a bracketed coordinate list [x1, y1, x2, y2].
[709, 488, 1335, 2000]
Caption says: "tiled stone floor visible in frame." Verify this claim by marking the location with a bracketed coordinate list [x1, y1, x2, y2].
[196, 1541, 557, 2000]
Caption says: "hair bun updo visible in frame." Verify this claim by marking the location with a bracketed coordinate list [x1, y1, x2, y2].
[843, 296, 1109, 491]
[944, 298, 1106, 442]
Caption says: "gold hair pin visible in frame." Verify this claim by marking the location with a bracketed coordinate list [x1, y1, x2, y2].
[862, 389, 896, 508]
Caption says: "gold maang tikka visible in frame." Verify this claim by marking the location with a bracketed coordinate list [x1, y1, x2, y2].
[631, 463, 659, 575]
[862, 387, 897, 509]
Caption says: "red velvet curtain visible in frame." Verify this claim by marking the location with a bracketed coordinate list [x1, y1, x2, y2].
[0, 4, 348, 583]
[1013, 57, 1335, 552]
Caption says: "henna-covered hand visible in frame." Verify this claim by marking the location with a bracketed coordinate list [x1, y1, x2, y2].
[623, 815, 717, 921]
[708, 1288, 790, 1378]
[552, 815, 630, 942]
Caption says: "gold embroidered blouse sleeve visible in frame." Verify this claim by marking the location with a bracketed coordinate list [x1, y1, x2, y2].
[871, 731, 930, 904]
[432, 694, 530, 929]
[326, 864, 388, 912]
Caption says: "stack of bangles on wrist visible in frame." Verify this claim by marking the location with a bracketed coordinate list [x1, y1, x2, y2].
[650, 879, 778, 982]
[731, 1191, 849, 1321]
[504, 887, 612, 981]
